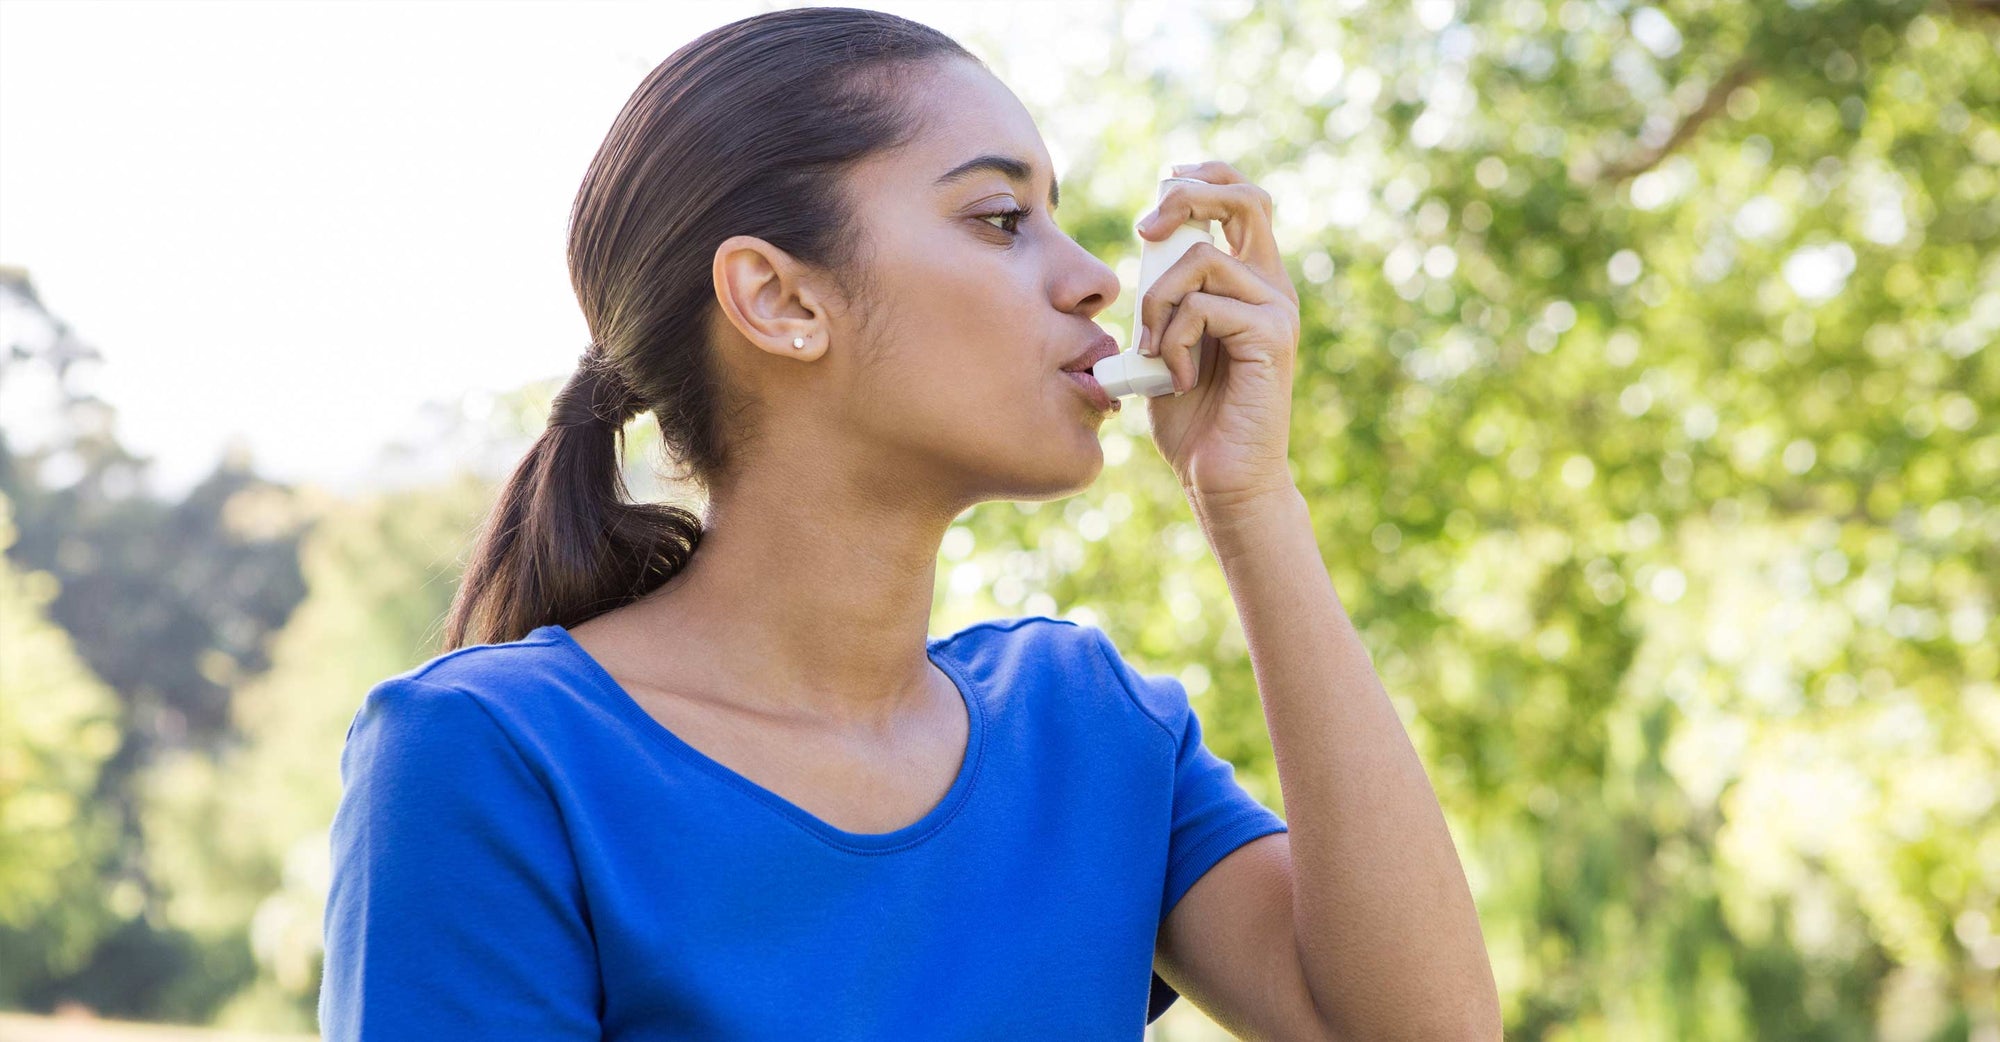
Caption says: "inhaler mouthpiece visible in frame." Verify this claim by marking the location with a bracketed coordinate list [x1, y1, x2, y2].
[1093, 176, 1217, 399]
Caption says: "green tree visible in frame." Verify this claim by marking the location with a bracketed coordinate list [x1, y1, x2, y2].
[0, 268, 314, 1020]
[0, 487, 124, 1006]
[136, 472, 497, 1031]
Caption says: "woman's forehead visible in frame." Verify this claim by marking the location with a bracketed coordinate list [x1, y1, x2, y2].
[893, 62, 1054, 197]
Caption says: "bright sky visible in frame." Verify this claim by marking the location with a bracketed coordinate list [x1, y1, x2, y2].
[1, 0, 1206, 499]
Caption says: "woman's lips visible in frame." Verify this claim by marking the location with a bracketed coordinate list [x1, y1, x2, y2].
[1065, 368, 1119, 412]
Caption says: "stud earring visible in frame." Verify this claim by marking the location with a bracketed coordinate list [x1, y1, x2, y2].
[792, 336, 806, 350]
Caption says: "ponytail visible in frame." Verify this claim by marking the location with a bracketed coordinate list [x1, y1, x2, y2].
[441, 347, 701, 649]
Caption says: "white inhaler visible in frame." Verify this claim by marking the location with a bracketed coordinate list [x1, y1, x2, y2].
[1092, 176, 1217, 398]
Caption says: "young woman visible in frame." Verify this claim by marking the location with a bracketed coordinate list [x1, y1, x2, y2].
[317, 7, 1499, 1039]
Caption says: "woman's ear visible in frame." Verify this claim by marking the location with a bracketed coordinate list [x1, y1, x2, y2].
[712, 234, 828, 360]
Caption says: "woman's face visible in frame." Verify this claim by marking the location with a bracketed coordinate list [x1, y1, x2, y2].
[813, 58, 1125, 507]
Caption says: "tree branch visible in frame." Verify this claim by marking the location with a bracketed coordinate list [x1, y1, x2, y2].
[1596, 60, 1761, 185]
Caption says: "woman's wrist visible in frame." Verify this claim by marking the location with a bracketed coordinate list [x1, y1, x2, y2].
[1191, 482, 1309, 564]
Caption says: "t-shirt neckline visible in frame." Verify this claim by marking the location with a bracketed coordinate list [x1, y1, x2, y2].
[535, 623, 987, 855]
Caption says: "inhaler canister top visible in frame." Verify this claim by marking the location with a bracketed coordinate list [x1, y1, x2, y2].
[1093, 177, 1217, 399]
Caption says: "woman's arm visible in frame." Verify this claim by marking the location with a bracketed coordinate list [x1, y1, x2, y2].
[1131, 158, 1499, 1039]
[1195, 484, 1502, 1041]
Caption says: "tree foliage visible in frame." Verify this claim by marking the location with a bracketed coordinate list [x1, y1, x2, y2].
[0, 488, 124, 1005]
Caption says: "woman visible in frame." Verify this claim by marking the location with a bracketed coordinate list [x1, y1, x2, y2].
[317, 7, 1499, 1039]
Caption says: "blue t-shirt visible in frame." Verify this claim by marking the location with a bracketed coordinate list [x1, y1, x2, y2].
[318, 614, 1288, 1039]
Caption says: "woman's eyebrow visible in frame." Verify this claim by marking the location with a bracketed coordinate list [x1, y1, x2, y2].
[933, 153, 1059, 210]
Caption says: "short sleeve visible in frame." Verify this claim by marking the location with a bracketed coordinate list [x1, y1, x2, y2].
[1090, 629, 1289, 1024]
[318, 675, 602, 1040]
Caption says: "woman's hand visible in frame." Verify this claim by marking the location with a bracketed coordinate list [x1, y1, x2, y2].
[1132, 160, 1303, 517]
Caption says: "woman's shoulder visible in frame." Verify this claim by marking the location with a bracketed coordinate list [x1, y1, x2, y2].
[931, 614, 1187, 748]
[349, 625, 603, 751]
[391, 624, 575, 693]
[928, 612, 1099, 679]
[328, 634, 592, 910]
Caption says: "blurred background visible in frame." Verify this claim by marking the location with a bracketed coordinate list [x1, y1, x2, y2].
[1, 0, 1995, 1038]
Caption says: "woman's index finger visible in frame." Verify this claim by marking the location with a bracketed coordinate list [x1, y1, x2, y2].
[1149, 178, 1285, 291]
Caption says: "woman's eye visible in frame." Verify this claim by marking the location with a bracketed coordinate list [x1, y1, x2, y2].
[980, 207, 1031, 235]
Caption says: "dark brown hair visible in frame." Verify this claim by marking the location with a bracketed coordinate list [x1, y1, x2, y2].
[443, 7, 979, 650]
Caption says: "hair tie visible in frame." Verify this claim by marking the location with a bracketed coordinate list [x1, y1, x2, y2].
[550, 344, 646, 429]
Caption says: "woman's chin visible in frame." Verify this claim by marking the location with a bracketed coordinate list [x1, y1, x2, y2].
[1009, 441, 1104, 501]
[1058, 438, 1107, 491]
